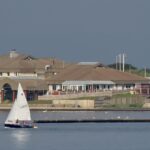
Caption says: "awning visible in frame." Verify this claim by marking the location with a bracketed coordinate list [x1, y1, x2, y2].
[62, 80, 115, 86]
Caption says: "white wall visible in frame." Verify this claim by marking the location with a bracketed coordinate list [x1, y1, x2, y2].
[56, 85, 61, 91]
[17, 73, 37, 77]
[0, 72, 37, 77]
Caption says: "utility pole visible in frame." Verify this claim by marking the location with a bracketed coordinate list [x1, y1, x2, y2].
[122, 53, 124, 72]
[116, 52, 127, 72]
[122, 53, 126, 72]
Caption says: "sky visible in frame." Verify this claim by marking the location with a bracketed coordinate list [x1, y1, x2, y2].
[0, 0, 150, 68]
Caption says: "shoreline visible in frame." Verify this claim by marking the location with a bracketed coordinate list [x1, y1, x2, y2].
[34, 119, 150, 123]
[1, 106, 150, 111]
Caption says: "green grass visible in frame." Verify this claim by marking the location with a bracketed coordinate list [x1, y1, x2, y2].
[70, 96, 100, 100]
[103, 103, 143, 109]
[128, 103, 143, 108]
[28, 100, 53, 104]
[112, 93, 137, 98]
[3, 100, 11, 104]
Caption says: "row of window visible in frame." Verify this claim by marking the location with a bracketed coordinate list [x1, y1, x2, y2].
[0, 72, 17, 76]
[0, 72, 37, 76]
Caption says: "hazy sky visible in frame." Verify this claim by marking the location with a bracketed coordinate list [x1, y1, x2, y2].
[0, 0, 150, 68]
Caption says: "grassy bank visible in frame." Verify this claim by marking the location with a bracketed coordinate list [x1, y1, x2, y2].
[112, 92, 136, 98]
[102, 103, 143, 109]
[107, 92, 144, 109]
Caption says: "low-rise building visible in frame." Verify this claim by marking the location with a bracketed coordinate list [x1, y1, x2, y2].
[0, 49, 66, 102]
[0, 50, 149, 103]
[46, 63, 149, 94]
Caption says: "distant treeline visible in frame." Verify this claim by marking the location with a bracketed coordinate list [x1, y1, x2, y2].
[108, 63, 150, 77]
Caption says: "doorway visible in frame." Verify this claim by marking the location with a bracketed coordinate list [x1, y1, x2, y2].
[3, 83, 13, 101]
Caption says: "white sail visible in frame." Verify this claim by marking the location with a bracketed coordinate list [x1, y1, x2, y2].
[5, 83, 31, 124]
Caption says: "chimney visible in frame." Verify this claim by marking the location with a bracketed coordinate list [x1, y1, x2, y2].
[9, 49, 19, 58]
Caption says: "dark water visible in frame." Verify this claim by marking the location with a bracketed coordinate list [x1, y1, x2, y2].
[1, 111, 150, 150]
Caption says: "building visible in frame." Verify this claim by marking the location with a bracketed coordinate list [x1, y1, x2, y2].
[46, 62, 149, 94]
[0, 50, 149, 103]
[0, 49, 66, 102]
[135, 82, 150, 95]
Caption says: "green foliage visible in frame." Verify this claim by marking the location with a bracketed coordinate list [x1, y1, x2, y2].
[108, 63, 150, 77]
[129, 104, 143, 108]
[108, 63, 137, 70]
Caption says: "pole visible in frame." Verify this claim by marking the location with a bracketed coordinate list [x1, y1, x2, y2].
[122, 53, 125, 72]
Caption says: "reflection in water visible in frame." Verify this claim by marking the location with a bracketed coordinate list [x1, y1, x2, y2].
[11, 129, 31, 148]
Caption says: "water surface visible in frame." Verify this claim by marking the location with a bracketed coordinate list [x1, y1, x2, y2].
[1, 111, 150, 150]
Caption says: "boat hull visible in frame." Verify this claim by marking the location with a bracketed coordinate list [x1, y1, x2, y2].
[4, 123, 34, 128]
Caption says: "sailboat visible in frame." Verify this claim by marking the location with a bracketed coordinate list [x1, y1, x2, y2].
[4, 83, 36, 128]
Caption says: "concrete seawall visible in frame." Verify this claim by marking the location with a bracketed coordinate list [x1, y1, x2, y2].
[1, 105, 150, 111]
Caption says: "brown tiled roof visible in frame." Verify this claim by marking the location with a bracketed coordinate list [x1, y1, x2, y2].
[46, 64, 149, 84]
[0, 51, 66, 73]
